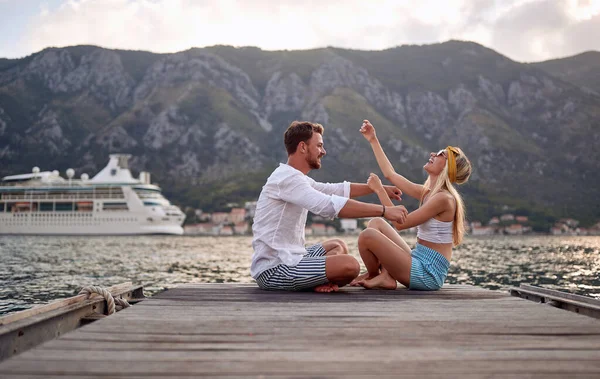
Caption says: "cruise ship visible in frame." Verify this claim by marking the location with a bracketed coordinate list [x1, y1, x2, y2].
[0, 154, 185, 235]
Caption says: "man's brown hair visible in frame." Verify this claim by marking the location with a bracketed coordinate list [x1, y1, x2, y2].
[284, 121, 324, 155]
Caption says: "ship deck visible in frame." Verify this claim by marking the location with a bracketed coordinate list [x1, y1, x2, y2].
[1, 283, 600, 378]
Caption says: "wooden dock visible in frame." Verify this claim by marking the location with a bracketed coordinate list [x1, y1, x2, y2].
[1, 283, 600, 378]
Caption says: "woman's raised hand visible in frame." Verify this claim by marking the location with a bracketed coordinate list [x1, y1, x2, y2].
[367, 173, 383, 192]
[359, 119, 377, 142]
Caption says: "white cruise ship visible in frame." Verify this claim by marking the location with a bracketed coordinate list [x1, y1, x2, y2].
[0, 154, 185, 235]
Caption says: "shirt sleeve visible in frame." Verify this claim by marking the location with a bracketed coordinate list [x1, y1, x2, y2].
[306, 176, 351, 198]
[277, 175, 349, 219]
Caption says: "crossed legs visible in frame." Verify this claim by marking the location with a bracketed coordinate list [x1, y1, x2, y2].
[314, 238, 360, 293]
[352, 218, 413, 289]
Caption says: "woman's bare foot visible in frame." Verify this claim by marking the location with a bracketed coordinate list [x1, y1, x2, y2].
[359, 270, 397, 290]
[314, 283, 340, 293]
[350, 272, 377, 286]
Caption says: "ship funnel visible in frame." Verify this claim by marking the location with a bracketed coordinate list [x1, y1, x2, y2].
[139, 171, 151, 184]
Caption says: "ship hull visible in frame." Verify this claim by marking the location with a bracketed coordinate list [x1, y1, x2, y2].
[0, 212, 184, 235]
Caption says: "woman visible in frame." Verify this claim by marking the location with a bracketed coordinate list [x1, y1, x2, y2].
[352, 120, 472, 290]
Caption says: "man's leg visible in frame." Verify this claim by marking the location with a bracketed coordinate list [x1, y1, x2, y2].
[307, 240, 357, 292]
[318, 254, 360, 292]
[321, 238, 349, 256]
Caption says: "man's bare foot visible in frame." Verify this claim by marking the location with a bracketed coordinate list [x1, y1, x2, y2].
[358, 270, 397, 290]
[314, 283, 340, 293]
[350, 272, 376, 286]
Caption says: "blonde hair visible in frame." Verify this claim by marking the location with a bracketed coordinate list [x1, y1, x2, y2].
[420, 147, 472, 246]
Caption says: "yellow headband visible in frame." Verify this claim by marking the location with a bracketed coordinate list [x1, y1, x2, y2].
[446, 146, 460, 183]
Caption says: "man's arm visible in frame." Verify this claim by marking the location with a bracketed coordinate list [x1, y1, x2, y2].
[278, 175, 407, 223]
[337, 199, 408, 223]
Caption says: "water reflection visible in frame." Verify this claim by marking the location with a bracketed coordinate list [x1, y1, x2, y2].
[0, 235, 598, 315]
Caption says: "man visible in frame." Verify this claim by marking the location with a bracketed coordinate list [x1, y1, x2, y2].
[251, 121, 409, 292]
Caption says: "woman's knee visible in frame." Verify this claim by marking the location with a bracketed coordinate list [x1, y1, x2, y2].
[358, 227, 380, 245]
[367, 217, 387, 230]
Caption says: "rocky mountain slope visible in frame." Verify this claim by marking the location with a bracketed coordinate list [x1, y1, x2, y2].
[1, 41, 599, 227]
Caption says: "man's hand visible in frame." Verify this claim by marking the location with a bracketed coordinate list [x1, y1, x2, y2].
[359, 119, 377, 143]
[383, 185, 402, 201]
[384, 205, 408, 224]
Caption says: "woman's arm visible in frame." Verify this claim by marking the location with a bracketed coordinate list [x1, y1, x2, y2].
[367, 173, 395, 207]
[360, 120, 424, 200]
[367, 173, 409, 230]
[349, 182, 402, 201]
[393, 192, 454, 231]
[368, 173, 453, 231]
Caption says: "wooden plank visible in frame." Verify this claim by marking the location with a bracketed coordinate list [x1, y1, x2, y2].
[0, 283, 144, 361]
[0, 282, 141, 325]
[1, 359, 600, 376]
[0, 376, 588, 379]
[22, 336, 600, 352]
[510, 284, 600, 319]
[519, 284, 600, 306]
[0, 283, 599, 377]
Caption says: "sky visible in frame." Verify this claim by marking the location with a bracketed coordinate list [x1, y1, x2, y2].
[0, 0, 599, 62]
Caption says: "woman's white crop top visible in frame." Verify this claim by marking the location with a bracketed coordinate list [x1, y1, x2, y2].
[417, 218, 453, 244]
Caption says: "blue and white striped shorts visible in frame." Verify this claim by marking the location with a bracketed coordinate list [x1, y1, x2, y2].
[409, 243, 450, 291]
[255, 244, 328, 291]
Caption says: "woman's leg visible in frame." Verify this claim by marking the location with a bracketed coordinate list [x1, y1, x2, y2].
[351, 218, 412, 285]
[366, 217, 412, 254]
[357, 228, 412, 288]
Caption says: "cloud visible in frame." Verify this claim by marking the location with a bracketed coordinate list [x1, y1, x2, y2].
[488, 0, 600, 62]
[12, 0, 600, 61]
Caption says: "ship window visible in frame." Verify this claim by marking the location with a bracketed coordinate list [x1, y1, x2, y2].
[75, 202, 94, 212]
[102, 202, 129, 211]
[143, 201, 162, 206]
[0, 202, 4, 212]
[111, 169, 117, 176]
[55, 202, 74, 211]
[40, 202, 54, 212]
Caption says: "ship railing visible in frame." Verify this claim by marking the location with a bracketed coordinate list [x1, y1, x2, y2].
[1, 192, 125, 201]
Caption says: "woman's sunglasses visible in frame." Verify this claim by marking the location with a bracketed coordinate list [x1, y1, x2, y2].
[435, 149, 447, 158]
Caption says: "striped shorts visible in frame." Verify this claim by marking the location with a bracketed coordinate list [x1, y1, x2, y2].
[409, 243, 450, 291]
[255, 244, 328, 291]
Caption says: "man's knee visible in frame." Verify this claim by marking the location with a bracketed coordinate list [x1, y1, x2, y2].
[323, 238, 349, 255]
[332, 238, 349, 255]
[340, 256, 360, 278]
[347, 257, 360, 278]
[327, 255, 360, 280]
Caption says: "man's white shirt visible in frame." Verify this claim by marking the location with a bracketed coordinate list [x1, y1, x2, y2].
[250, 163, 350, 278]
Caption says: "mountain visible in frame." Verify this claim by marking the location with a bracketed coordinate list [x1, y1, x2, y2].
[532, 51, 600, 95]
[1, 41, 599, 228]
